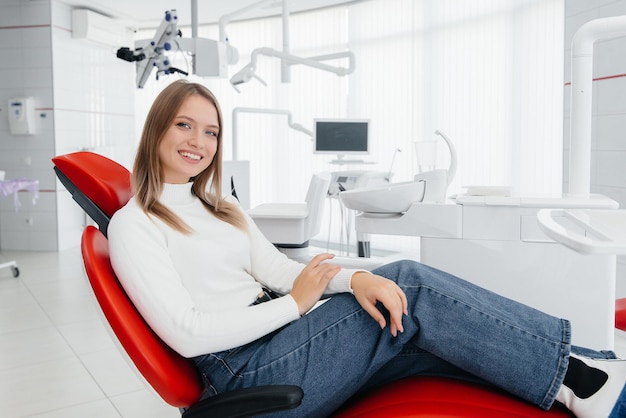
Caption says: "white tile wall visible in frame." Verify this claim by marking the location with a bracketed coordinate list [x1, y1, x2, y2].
[565, 0, 626, 296]
[0, 1, 55, 251]
[0, 0, 135, 252]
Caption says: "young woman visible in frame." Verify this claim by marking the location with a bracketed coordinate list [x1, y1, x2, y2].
[108, 79, 626, 417]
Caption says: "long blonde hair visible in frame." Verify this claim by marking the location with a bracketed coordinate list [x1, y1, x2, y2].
[132, 80, 246, 233]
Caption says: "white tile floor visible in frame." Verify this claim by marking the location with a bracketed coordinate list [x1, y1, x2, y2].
[2, 247, 626, 417]
[0, 249, 178, 418]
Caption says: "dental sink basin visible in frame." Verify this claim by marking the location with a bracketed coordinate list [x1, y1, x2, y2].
[339, 181, 425, 213]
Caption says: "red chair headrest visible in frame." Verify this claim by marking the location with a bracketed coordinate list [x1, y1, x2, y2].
[52, 152, 133, 217]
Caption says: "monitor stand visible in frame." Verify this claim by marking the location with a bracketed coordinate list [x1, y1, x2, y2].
[330, 155, 375, 165]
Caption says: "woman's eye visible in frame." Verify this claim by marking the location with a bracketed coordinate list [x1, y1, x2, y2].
[177, 122, 191, 129]
[205, 130, 217, 136]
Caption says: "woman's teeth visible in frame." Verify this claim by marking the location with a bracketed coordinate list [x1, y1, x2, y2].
[180, 151, 201, 161]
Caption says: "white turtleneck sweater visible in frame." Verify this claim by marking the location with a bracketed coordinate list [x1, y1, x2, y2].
[108, 182, 359, 358]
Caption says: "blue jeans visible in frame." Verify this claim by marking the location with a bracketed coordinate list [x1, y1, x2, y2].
[193, 260, 613, 417]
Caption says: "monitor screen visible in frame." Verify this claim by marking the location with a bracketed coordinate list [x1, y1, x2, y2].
[314, 119, 369, 155]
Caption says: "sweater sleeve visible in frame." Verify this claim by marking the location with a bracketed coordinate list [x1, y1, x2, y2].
[108, 203, 301, 358]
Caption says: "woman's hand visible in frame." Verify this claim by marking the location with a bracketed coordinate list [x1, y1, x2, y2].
[351, 272, 408, 336]
[290, 253, 341, 316]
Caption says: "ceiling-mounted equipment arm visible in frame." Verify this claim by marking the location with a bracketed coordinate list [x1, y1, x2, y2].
[232, 107, 312, 160]
[230, 47, 356, 92]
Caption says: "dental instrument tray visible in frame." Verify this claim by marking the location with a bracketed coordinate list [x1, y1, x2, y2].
[537, 208, 626, 254]
[339, 180, 425, 214]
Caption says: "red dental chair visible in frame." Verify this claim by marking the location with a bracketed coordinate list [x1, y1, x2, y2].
[616, 299, 626, 331]
[53, 151, 572, 417]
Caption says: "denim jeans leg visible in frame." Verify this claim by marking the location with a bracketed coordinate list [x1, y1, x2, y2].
[194, 260, 573, 416]
[370, 260, 571, 410]
[195, 293, 404, 417]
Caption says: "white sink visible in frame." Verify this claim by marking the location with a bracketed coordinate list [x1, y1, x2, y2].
[339, 181, 425, 213]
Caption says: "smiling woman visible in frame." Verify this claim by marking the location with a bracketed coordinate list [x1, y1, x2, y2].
[132, 80, 246, 234]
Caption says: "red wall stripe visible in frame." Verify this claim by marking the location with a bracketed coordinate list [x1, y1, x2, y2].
[565, 73, 626, 85]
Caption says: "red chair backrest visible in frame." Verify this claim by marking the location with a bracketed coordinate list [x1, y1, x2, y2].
[53, 152, 204, 408]
[81, 227, 204, 407]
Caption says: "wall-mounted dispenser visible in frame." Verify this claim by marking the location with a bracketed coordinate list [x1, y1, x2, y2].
[8, 97, 36, 135]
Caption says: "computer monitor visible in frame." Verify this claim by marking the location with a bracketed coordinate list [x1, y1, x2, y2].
[313, 119, 370, 156]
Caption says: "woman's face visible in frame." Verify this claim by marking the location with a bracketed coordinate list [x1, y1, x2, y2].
[159, 94, 219, 184]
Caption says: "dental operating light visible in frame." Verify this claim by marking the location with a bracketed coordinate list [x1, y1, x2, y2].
[230, 47, 356, 92]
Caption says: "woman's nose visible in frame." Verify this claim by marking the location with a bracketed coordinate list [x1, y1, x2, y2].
[187, 130, 202, 147]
